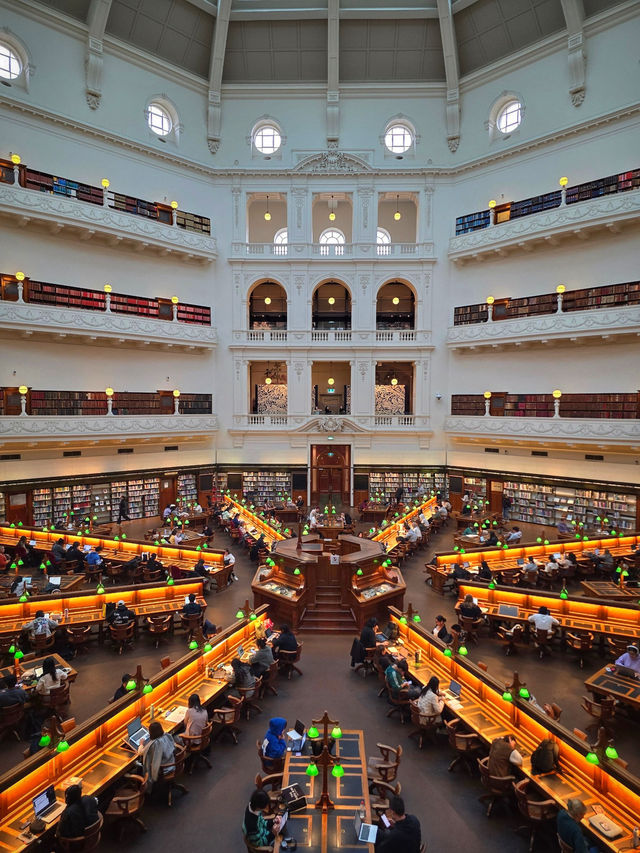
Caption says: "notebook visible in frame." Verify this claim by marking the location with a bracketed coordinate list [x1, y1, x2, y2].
[354, 811, 378, 844]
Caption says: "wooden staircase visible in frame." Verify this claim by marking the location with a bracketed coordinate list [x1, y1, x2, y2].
[299, 584, 357, 634]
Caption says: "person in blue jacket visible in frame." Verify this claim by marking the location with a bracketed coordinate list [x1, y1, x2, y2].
[262, 717, 287, 759]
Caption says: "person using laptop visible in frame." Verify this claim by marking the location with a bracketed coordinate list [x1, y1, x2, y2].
[557, 798, 599, 853]
[416, 676, 453, 723]
[262, 717, 288, 761]
[249, 638, 275, 677]
[184, 693, 209, 739]
[271, 625, 298, 660]
[615, 644, 640, 675]
[108, 600, 135, 626]
[432, 615, 452, 644]
[527, 606, 559, 634]
[375, 795, 421, 853]
[477, 559, 492, 581]
[57, 783, 99, 840]
[138, 720, 179, 790]
[0, 674, 27, 707]
[23, 610, 59, 640]
[459, 594, 483, 622]
[543, 556, 559, 575]
[64, 541, 86, 566]
[86, 546, 104, 568]
[35, 656, 68, 696]
[522, 557, 539, 586]
[10, 575, 28, 597]
[182, 593, 217, 639]
[505, 526, 522, 544]
[51, 538, 67, 566]
[243, 789, 294, 850]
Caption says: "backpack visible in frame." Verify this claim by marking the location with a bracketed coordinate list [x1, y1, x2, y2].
[530, 738, 559, 774]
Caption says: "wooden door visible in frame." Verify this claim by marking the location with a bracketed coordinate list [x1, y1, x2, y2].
[310, 444, 350, 506]
[5, 493, 29, 526]
[159, 476, 176, 513]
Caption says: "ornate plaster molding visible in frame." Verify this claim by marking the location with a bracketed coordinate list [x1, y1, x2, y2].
[293, 148, 373, 174]
[447, 305, 640, 349]
[0, 415, 218, 442]
[448, 190, 640, 262]
[444, 416, 640, 444]
[0, 185, 217, 263]
[0, 302, 217, 349]
[232, 415, 432, 435]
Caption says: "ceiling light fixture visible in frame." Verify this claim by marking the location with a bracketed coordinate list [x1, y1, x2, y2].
[264, 195, 271, 221]
[392, 296, 400, 305]
[328, 296, 335, 305]
[394, 195, 401, 221]
[264, 296, 272, 305]
[329, 195, 336, 221]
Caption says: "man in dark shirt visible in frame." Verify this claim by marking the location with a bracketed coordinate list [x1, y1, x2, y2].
[182, 593, 217, 638]
[57, 784, 99, 840]
[0, 674, 27, 707]
[112, 673, 131, 702]
[271, 625, 298, 659]
[375, 795, 421, 853]
[557, 798, 599, 853]
[108, 600, 135, 626]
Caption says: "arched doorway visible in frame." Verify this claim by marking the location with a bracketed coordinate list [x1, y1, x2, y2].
[310, 444, 351, 507]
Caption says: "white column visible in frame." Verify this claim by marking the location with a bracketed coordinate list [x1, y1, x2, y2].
[287, 355, 310, 416]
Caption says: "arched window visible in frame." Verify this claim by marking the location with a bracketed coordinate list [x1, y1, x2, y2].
[254, 124, 281, 154]
[488, 92, 524, 142]
[147, 103, 172, 136]
[145, 97, 181, 144]
[0, 43, 21, 80]
[376, 227, 391, 257]
[497, 100, 522, 134]
[273, 228, 288, 256]
[0, 33, 32, 92]
[319, 228, 345, 256]
[384, 123, 414, 154]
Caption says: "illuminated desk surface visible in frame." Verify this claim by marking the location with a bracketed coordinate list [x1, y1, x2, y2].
[457, 583, 640, 642]
[0, 654, 78, 691]
[273, 730, 373, 853]
[389, 607, 640, 852]
[371, 497, 436, 549]
[0, 607, 268, 851]
[0, 575, 86, 597]
[0, 578, 205, 639]
[585, 665, 640, 710]
[224, 497, 288, 547]
[580, 581, 639, 601]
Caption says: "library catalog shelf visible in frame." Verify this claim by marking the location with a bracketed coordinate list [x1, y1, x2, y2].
[0, 300, 217, 351]
[0, 414, 218, 447]
[0, 183, 217, 263]
[447, 302, 640, 350]
[230, 242, 435, 261]
[444, 415, 640, 448]
[448, 188, 640, 264]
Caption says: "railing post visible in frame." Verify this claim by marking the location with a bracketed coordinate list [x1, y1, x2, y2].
[559, 177, 568, 206]
[486, 297, 494, 321]
[101, 178, 110, 207]
[18, 387, 28, 417]
[488, 200, 496, 225]
[104, 285, 112, 312]
[556, 285, 565, 312]
[171, 201, 178, 226]
[553, 390, 562, 418]
[484, 391, 491, 417]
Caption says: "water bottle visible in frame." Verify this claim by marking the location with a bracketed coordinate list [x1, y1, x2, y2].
[632, 826, 640, 848]
[150, 705, 155, 721]
[359, 799, 365, 820]
[63, 608, 69, 621]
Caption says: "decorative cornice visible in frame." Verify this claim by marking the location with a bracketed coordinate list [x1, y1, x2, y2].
[447, 305, 640, 349]
[0, 184, 217, 262]
[448, 190, 640, 262]
[0, 302, 217, 350]
[444, 416, 640, 444]
[0, 415, 218, 443]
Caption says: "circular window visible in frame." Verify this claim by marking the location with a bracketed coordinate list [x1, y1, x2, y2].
[496, 100, 522, 134]
[384, 124, 413, 154]
[254, 125, 282, 154]
[147, 103, 172, 136]
[0, 44, 22, 80]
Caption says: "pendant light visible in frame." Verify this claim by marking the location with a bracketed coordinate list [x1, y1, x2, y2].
[264, 195, 271, 221]
[391, 375, 398, 386]
[394, 195, 401, 221]
[392, 296, 400, 305]
[329, 195, 336, 221]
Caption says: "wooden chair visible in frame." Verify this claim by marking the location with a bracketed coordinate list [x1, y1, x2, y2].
[159, 744, 188, 806]
[242, 833, 273, 853]
[238, 679, 263, 720]
[533, 628, 553, 659]
[496, 623, 525, 656]
[104, 774, 147, 840]
[57, 813, 103, 852]
[213, 565, 233, 592]
[446, 718, 482, 775]
[581, 695, 616, 735]
[557, 833, 574, 852]
[106, 563, 125, 585]
[277, 643, 303, 680]
[257, 739, 285, 774]
[543, 703, 563, 722]
[566, 631, 594, 669]
[538, 568, 559, 591]
[460, 615, 483, 645]
[408, 702, 440, 749]
[109, 622, 135, 655]
[40, 681, 71, 719]
[32, 633, 56, 654]
[144, 614, 173, 648]
[258, 662, 278, 698]
[181, 722, 213, 773]
[180, 612, 204, 641]
[142, 567, 164, 584]
[254, 771, 284, 809]
[374, 659, 388, 698]
[0, 703, 25, 742]
[478, 756, 515, 817]
[606, 637, 630, 660]
[513, 778, 558, 852]
[355, 646, 377, 678]
[367, 743, 402, 784]
[67, 625, 92, 656]
[211, 696, 243, 744]
[160, 656, 173, 669]
[369, 780, 402, 820]
[384, 676, 410, 723]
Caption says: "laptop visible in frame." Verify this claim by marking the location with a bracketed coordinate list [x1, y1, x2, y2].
[553, 552, 562, 559]
[48, 577, 61, 587]
[463, 561, 470, 568]
[287, 719, 306, 752]
[29, 539, 37, 546]
[445, 679, 462, 700]
[354, 811, 378, 844]
[22, 576, 32, 586]
[83, 545, 92, 552]
[516, 558, 525, 566]
[33, 785, 65, 824]
[498, 604, 519, 618]
[616, 666, 638, 679]
[124, 717, 149, 751]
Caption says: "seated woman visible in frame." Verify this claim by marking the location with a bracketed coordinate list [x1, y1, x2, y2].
[230, 657, 256, 692]
[243, 789, 288, 850]
[36, 656, 68, 696]
[271, 625, 298, 660]
[416, 676, 453, 722]
[184, 693, 209, 739]
[432, 615, 452, 644]
[459, 594, 483, 622]
[477, 560, 492, 581]
[139, 720, 179, 790]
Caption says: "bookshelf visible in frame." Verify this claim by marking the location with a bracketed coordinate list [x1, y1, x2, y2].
[91, 484, 112, 525]
[53, 486, 72, 521]
[180, 394, 213, 415]
[368, 471, 445, 503]
[72, 485, 91, 517]
[176, 210, 211, 236]
[503, 481, 637, 530]
[29, 391, 107, 417]
[451, 395, 485, 416]
[242, 471, 292, 503]
[502, 395, 555, 418]
[462, 477, 487, 503]
[32, 488, 52, 528]
[111, 481, 128, 522]
[28, 280, 105, 312]
[143, 478, 160, 516]
[177, 473, 198, 504]
[127, 479, 146, 519]
[176, 303, 212, 325]
[0, 159, 14, 185]
[560, 394, 638, 419]
[452, 303, 489, 325]
[455, 209, 490, 236]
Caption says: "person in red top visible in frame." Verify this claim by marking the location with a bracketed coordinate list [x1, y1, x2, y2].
[0, 546, 7, 573]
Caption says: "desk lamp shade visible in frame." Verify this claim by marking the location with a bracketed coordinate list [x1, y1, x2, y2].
[249, 613, 257, 621]
[306, 762, 319, 777]
[308, 725, 320, 739]
[125, 679, 137, 691]
[605, 745, 618, 760]
[443, 649, 452, 657]
[143, 683, 153, 695]
[502, 691, 513, 702]
[235, 609, 245, 619]
[586, 752, 599, 765]
[293, 568, 301, 575]
[57, 740, 70, 752]
[204, 642, 212, 652]
[356, 568, 363, 576]
[38, 734, 52, 748]
[14, 650, 24, 660]
[519, 687, 530, 699]
[412, 613, 421, 623]
[331, 726, 342, 739]
[96, 583, 105, 594]
[331, 763, 344, 778]
[189, 640, 198, 650]
[458, 645, 468, 656]
[166, 576, 174, 586]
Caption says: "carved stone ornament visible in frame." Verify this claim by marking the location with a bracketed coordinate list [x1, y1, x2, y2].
[316, 416, 346, 433]
[447, 136, 460, 153]
[294, 148, 372, 174]
[208, 138, 220, 154]
[86, 93, 101, 110]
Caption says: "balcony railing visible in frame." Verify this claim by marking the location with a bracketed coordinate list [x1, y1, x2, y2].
[232, 414, 430, 432]
[451, 393, 640, 420]
[231, 242, 435, 260]
[1, 389, 213, 417]
[232, 329, 431, 346]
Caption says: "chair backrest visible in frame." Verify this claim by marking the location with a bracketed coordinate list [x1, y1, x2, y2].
[238, 679, 261, 702]
[58, 813, 103, 853]
[279, 642, 303, 665]
[0, 702, 25, 728]
[478, 756, 514, 791]
[254, 771, 284, 792]
[43, 681, 70, 708]
[460, 616, 477, 631]
[557, 833, 574, 852]
[182, 613, 204, 629]
[34, 633, 56, 652]
[182, 722, 212, 753]
[113, 774, 147, 815]
[68, 625, 91, 642]
[110, 622, 135, 640]
[512, 625, 524, 640]
[162, 744, 186, 780]
[513, 779, 557, 822]
[409, 701, 438, 728]
[535, 629, 549, 642]
[147, 615, 172, 631]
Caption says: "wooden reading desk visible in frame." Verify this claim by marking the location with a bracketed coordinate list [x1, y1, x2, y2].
[388, 606, 640, 852]
[0, 578, 205, 641]
[371, 497, 436, 550]
[0, 654, 78, 692]
[456, 583, 640, 645]
[0, 606, 269, 851]
[0, 574, 86, 597]
[273, 730, 374, 853]
[580, 581, 639, 602]
[584, 665, 640, 710]
[224, 497, 288, 548]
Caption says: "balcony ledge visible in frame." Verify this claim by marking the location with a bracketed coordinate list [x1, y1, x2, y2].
[231, 329, 432, 347]
[0, 185, 217, 263]
[448, 190, 640, 264]
[445, 415, 640, 447]
[230, 242, 435, 261]
[0, 301, 217, 351]
[447, 304, 640, 351]
[0, 415, 218, 447]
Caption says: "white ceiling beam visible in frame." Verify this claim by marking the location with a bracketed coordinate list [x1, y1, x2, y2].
[436, 0, 460, 152]
[560, 0, 586, 106]
[451, 0, 481, 11]
[327, 0, 340, 145]
[183, 0, 218, 14]
[207, 0, 233, 154]
[228, 8, 440, 19]
[85, 0, 112, 110]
